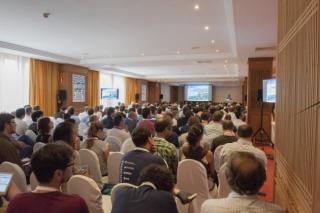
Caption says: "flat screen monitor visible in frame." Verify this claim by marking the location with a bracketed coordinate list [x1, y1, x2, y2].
[263, 79, 276, 103]
[186, 85, 211, 101]
[101, 88, 119, 100]
[0, 173, 13, 195]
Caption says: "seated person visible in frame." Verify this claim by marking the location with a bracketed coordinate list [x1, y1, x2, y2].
[201, 152, 284, 213]
[112, 165, 178, 213]
[36, 117, 53, 144]
[181, 123, 213, 177]
[81, 122, 109, 176]
[28, 110, 44, 135]
[53, 122, 81, 174]
[7, 143, 89, 213]
[119, 127, 166, 185]
[107, 112, 131, 145]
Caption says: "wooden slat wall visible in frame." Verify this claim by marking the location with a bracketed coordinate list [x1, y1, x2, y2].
[275, 0, 319, 212]
[148, 82, 160, 103]
[170, 86, 179, 103]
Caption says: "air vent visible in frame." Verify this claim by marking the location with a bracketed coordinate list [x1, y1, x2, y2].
[197, 60, 212, 64]
[255, 46, 277, 51]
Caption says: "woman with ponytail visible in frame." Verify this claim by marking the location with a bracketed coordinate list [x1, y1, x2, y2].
[81, 122, 109, 176]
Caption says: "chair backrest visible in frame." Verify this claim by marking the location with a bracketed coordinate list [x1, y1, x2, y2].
[214, 145, 225, 173]
[29, 172, 39, 190]
[111, 183, 137, 203]
[107, 152, 124, 185]
[106, 136, 121, 152]
[0, 162, 27, 192]
[79, 149, 102, 184]
[33, 142, 46, 154]
[120, 138, 135, 154]
[25, 130, 37, 142]
[217, 164, 232, 198]
[177, 159, 211, 213]
[67, 175, 104, 213]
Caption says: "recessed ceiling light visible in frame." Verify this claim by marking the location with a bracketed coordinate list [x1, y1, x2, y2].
[194, 4, 200, 10]
[216, 49, 220, 53]
[211, 40, 215, 44]
[80, 56, 84, 59]
[204, 26, 210, 31]
[224, 65, 227, 68]
[176, 51, 180, 54]
[140, 53, 145, 56]
[225, 60, 228, 63]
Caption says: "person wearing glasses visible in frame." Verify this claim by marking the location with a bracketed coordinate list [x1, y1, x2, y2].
[7, 143, 89, 213]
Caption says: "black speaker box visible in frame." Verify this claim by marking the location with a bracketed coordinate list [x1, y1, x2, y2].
[135, 93, 140, 101]
[159, 94, 163, 100]
[58, 89, 67, 102]
[257, 89, 263, 101]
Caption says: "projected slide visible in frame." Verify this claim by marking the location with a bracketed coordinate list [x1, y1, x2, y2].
[263, 79, 276, 103]
[187, 85, 209, 101]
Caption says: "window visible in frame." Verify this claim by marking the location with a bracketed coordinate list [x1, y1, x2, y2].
[99, 72, 125, 107]
[0, 53, 29, 112]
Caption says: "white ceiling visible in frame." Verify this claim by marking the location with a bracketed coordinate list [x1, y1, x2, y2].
[0, 0, 277, 85]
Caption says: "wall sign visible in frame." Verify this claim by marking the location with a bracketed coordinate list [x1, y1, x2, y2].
[141, 84, 147, 101]
[72, 74, 86, 102]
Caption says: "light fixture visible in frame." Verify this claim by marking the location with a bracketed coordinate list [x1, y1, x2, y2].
[176, 51, 180, 54]
[216, 49, 220, 53]
[225, 60, 228, 63]
[204, 26, 210, 31]
[211, 40, 215, 44]
[194, 4, 200, 10]
[140, 53, 145, 56]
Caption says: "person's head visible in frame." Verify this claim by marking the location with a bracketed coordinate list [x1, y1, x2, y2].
[154, 117, 172, 137]
[107, 107, 115, 117]
[94, 105, 100, 113]
[25, 106, 32, 116]
[200, 112, 210, 123]
[138, 165, 174, 192]
[224, 114, 232, 121]
[187, 123, 204, 146]
[0, 113, 16, 134]
[237, 125, 253, 139]
[114, 112, 125, 129]
[37, 117, 53, 134]
[33, 105, 41, 112]
[131, 126, 154, 150]
[212, 111, 223, 122]
[15, 108, 25, 119]
[87, 107, 94, 116]
[89, 115, 99, 124]
[31, 143, 74, 186]
[66, 106, 75, 115]
[53, 122, 77, 148]
[31, 110, 44, 122]
[86, 122, 105, 149]
[235, 111, 242, 119]
[120, 104, 126, 112]
[222, 120, 235, 131]
[128, 111, 137, 120]
[225, 152, 266, 195]
[187, 116, 200, 127]
[142, 107, 151, 119]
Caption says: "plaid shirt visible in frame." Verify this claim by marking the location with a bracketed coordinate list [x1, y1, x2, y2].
[153, 137, 178, 175]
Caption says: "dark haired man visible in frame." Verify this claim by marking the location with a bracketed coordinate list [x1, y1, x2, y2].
[201, 152, 283, 213]
[15, 108, 28, 136]
[113, 165, 178, 213]
[23, 106, 33, 126]
[211, 120, 238, 154]
[137, 107, 155, 134]
[107, 112, 130, 145]
[153, 117, 178, 175]
[204, 111, 223, 138]
[7, 143, 89, 213]
[124, 110, 138, 134]
[220, 125, 267, 168]
[119, 126, 166, 185]
[102, 107, 115, 129]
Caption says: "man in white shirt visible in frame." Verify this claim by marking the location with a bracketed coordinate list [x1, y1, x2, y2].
[107, 112, 131, 145]
[23, 106, 33, 126]
[15, 108, 28, 136]
[204, 111, 224, 138]
[220, 125, 267, 168]
[201, 152, 283, 213]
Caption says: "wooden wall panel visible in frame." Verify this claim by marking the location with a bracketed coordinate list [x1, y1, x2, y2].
[242, 77, 248, 105]
[125, 77, 148, 104]
[275, 0, 319, 212]
[170, 86, 179, 103]
[59, 64, 90, 113]
[247, 58, 273, 136]
[148, 82, 160, 103]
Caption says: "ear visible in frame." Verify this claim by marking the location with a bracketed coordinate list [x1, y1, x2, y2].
[52, 169, 64, 182]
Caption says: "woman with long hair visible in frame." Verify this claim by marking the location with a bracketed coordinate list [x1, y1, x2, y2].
[36, 117, 53, 144]
[81, 122, 109, 176]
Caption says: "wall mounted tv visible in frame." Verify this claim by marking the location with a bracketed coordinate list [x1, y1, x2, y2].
[262, 79, 276, 103]
[101, 88, 119, 100]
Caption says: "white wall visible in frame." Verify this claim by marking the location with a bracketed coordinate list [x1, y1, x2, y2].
[213, 86, 243, 102]
[160, 83, 170, 102]
[99, 72, 125, 107]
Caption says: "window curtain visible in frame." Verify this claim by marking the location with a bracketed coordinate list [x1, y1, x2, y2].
[29, 59, 59, 116]
[0, 53, 30, 112]
[125, 77, 139, 104]
[87, 70, 99, 107]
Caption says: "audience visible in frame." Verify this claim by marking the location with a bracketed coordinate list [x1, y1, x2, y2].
[23, 106, 33, 126]
[112, 165, 178, 213]
[204, 111, 223, 138]
[201, 152, 283, 213]
[28, 110, 44, 135]
[119, 126, 166, 185]
[107, 112, 130, 145]
[6, 143, 89, 213]
[14, 108, 28, 136]
[81, 122, 109, 176]
[102, 107, 115, 129]
[211, 120, 238, 154]
[137, 107, 155, 134]
[124, 109, 138, 134]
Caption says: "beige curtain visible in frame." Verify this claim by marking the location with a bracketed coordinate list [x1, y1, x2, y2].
[29, 59, 59, 116]
[88, 70, 100, 107]
[125, 77, 139, 104]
